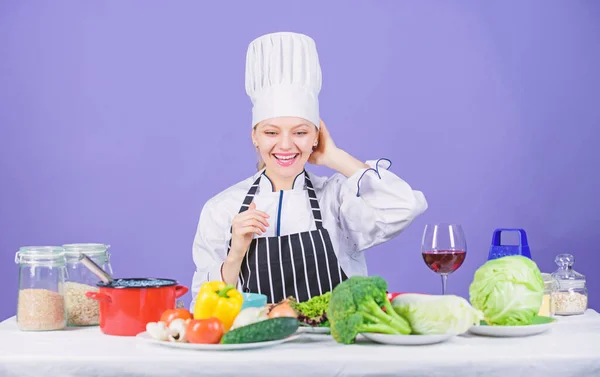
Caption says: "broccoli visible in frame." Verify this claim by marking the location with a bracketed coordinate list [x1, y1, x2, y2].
[326, 276, 412, 344]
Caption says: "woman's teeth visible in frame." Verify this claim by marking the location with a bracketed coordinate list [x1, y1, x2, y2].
[274, 154, 298, 160]
[273, 154, 298, 166]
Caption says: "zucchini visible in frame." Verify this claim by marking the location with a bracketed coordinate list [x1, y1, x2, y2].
[221, 317, 299, 344]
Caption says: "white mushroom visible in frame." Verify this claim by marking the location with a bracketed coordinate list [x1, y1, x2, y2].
[167, 318, 190, 342]
[146, 321, 169, 341]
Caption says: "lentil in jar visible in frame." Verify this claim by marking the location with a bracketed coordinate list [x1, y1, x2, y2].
[554, 291, 587, 315]
[65, 282, 100, 326]
[17, 288, 66, 331]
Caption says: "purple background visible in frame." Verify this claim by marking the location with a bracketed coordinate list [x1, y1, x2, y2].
[1, 1, 599, 322]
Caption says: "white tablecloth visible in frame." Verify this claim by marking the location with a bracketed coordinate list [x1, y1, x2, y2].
[1, 311, 599, 377]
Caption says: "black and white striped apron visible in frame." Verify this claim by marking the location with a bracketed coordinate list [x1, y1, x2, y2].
[229, 171, 348, 304]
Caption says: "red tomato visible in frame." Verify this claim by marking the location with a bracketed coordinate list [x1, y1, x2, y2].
[160, 308, 193, 326]
[387, 292, 401, 301]
[186, 318, 225, 344]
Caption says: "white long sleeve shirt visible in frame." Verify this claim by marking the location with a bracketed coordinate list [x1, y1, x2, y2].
[189, 159, 428, 310]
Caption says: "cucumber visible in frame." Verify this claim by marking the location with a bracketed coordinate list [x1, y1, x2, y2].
[221, 317, 299, 344]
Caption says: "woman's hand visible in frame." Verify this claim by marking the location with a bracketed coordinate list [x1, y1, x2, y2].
[309, 119, 370, 178]
[229, 202, 269, 260]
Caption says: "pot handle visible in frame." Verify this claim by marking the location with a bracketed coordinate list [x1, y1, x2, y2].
[86, 291, 112, 303]
[174, 285, 189, 298]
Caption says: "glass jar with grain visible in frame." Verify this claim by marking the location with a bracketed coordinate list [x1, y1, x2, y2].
[539, 273, 558, 317]
[62, 243, 113, 326]
[551, 253, 588, 316]
[15, 246, 67, 331]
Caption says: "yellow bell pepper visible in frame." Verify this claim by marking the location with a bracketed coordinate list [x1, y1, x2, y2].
[193, 281, 243, 331]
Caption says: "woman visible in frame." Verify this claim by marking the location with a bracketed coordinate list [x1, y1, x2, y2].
[190, 32, 427, 309]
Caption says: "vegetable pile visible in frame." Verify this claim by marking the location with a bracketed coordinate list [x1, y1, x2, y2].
[145, 281, 299, 345]
[145, 255, 545, 347]
[469, 255, 545, 326]
[325, 276, 484, 344]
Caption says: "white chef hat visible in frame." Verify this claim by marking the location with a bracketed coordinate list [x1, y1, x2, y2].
[245, 32, 322, 129]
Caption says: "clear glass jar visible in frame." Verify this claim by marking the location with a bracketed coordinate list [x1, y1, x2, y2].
[539, 273, 558, 317]
[15, 246, 67, 331]
[551, 253, 588, 316]
[62, 243, 113, 326]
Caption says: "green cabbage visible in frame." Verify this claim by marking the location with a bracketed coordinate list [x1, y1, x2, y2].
[391, 294, 484, 335]
[469, 255, 544, 326]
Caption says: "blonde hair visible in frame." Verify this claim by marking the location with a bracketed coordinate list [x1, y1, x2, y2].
[257, 159, 266, 171]
[252, 125, 265, 171]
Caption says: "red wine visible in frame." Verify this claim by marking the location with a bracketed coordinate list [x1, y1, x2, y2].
[422, 250, 466, 274]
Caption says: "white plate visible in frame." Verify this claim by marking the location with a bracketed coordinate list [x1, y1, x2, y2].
[297, 326, 330, 334]
[360, 332, 456, 346]
[136, 331, 300, 351]
[468, 322, 553, 337]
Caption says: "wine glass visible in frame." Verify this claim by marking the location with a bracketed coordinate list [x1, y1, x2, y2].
[421, 223, 467, 295]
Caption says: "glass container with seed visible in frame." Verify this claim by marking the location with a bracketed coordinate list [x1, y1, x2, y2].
[551, 253, 588, 316]
[14, 246, 67, 331]
[62, 243, 114, 326]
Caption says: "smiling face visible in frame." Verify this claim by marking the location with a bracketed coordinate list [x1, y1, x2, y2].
[252, 117, 319, 183]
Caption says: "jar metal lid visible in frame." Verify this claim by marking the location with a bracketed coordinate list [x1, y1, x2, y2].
[62, 243, 110, 256]
[14, 246, 66, 265]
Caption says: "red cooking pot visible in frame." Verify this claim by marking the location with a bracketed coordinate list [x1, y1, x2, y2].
[86, 278, 188, 336]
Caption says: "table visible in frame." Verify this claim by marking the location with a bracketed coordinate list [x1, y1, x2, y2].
[1, 310, 599, 377]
